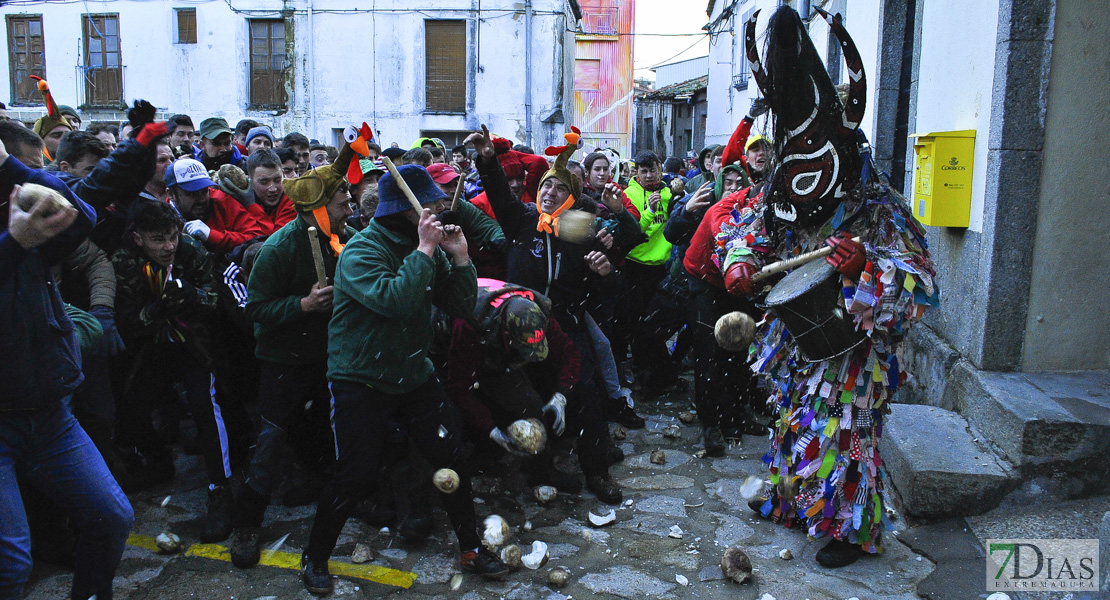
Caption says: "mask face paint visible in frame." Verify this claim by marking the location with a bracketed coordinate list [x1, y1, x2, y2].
[746, 7, 867, 227]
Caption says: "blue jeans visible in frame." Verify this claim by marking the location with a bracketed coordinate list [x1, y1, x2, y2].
[0, 399, 134, 600]
[585, 312, 622, 399]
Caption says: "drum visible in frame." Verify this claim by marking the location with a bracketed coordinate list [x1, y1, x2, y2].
[763, 258, 867, 363]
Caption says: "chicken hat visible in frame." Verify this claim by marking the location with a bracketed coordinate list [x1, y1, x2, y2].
[535, 126, 584, 237]
[284, 123, 372, 213]
[29, 76, 72, 161]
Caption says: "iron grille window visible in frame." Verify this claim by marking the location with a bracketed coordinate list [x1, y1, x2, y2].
[176, 8, 197, 44]
[82, 14, 123, 107]
[249, 19, 287, 108]
[424, 20, 466, 114]
[7, 15, 45, 104]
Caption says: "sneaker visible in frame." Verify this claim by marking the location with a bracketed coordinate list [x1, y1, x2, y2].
[586, 475, 623, 505]
[228, 527, 261, 568]
[703, 426, 726, 458]
[527, 468, 583, 494]
[608, 401, 646, 429]
[301, 552, 334, 595]
[201, 485, 233, 543]
[460, 547, 509, 580]
[815, 538, 864, 568]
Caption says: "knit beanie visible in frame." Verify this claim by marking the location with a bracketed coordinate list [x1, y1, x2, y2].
[492, 137, 526, 179]
[538, 126, 583, 202]
[374, 164, 447, 218]
[286, 141, 358, 212]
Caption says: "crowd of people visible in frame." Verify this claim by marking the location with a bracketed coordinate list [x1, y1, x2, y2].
[2, 7, 938, 597]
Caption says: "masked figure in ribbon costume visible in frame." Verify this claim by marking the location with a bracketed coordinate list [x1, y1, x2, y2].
[716, 7, 940, 567]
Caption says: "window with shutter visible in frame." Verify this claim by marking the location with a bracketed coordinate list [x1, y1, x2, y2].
[424, 20, 466, 114]
[176, 8, 197, 44]
[82, 14, 123, 107]
[249, 19, 287, 109]
[7, 15, 46, 104]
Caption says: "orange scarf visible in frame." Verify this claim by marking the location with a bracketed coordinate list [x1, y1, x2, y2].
[311, 206, 345, 255]
[536, 196, 576, 236]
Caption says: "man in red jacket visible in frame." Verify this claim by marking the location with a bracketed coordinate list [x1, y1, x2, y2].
[241, 149, 295, 236]
[167, 158, 263, 254]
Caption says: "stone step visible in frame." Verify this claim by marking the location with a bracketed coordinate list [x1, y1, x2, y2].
[880, 404, 1015, 519]
[947, 366, 1110, 494]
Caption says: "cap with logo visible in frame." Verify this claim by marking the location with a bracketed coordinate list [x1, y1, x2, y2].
[165, 158, 216, 192]
[198, 117, 235, 140]
[426, 162, 461, 185]
[502, 297, 549, 362]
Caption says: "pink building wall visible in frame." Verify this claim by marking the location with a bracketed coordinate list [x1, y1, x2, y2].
[573, 0, 634, 157]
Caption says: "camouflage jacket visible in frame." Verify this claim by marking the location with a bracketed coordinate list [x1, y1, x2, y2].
[111, 233, 219, 367]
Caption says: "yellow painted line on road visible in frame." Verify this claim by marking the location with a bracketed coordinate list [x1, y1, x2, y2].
[127, 533, 418, 589]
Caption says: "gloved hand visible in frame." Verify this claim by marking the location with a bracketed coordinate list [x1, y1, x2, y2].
[141, 297, 174, 322]
[89, 305, 125, 356]
[543, 392, 567, 437]
[184, 219, 211, 240]
[489, 427, 528, 457]
[162, 279, 204, 311]
[749, 96, 770, 118]
[725, 260, 758, 296]
[128, 99, 157, 130]
[825, 232, 866, 278]
[135, 121, 168, 148]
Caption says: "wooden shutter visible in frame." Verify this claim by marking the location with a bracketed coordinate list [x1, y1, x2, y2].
[249, 19, 287, 108]
[82, 14, 123, 107]
[176, 8, 197, 44]
[7, 16, 45, 104]
[424, 20, 466, 113]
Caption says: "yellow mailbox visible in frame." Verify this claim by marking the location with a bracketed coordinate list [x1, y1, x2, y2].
[910, 130, 975, 227]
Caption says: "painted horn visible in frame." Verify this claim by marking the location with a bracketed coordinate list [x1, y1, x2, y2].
[815, 8, 866, 130]
[744, 9, 769, 96]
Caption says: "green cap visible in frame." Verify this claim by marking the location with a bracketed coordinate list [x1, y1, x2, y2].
[198, 117, 234, 140]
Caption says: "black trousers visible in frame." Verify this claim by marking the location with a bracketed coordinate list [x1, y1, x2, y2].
[305, 378, 480, 561]
[631, 273, 692, 388]
[689, 282, 760, 430]
[615, 261, 667, 366]
[233, 361, 333, 528]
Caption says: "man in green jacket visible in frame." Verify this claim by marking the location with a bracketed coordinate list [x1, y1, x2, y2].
[226, 144, 357, 569]
[300, 164, 507, 594]
[620, 151, 674, 383]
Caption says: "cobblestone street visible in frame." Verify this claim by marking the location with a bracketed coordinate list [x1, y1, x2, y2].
[24, 387, 936, 600]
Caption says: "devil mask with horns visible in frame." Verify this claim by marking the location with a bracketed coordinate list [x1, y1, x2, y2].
[746, 7, 866, 228]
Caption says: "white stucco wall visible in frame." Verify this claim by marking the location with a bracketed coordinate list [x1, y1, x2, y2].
[704, 0, 881, 151]
[911, 0, 998, 233]
[0, 0, 572, 149]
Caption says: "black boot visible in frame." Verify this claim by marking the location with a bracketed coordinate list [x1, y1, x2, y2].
[301, 551, 333, 595]
[702, 426, 726, 457]
[202, 484, 233, 543]
[304, 494, 357, 573]
[586, 475, 623, 505]
[229, 527, 261, 568]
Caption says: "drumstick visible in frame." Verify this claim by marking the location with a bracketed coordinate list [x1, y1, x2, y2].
[381, 156, 424, 213]
[307, 226, 328, 288]
[751, 236, 861, 283]
[450, 174, 464, 212]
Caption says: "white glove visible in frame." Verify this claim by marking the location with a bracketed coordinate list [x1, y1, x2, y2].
[184, 219, 211, 240]
[489, 427, 528, 457]
[543, 393, 567, 437]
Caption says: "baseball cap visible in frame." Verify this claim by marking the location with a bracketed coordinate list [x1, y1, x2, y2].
[198, 117, 234, 140]
[165, 158, 216, 192]
[359, 158, 385, 175]
[426, 162, 461, 185]
[745, 134, 772, 152]
[503, 297, 549, 362]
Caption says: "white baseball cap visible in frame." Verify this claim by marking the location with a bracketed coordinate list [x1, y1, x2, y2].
[165, 158, 216, 192]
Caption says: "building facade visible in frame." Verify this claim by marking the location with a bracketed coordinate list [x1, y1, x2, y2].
[633, 74, 707, 159]
[0, 0, 582, 149]
[572, 0, 634, 157]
